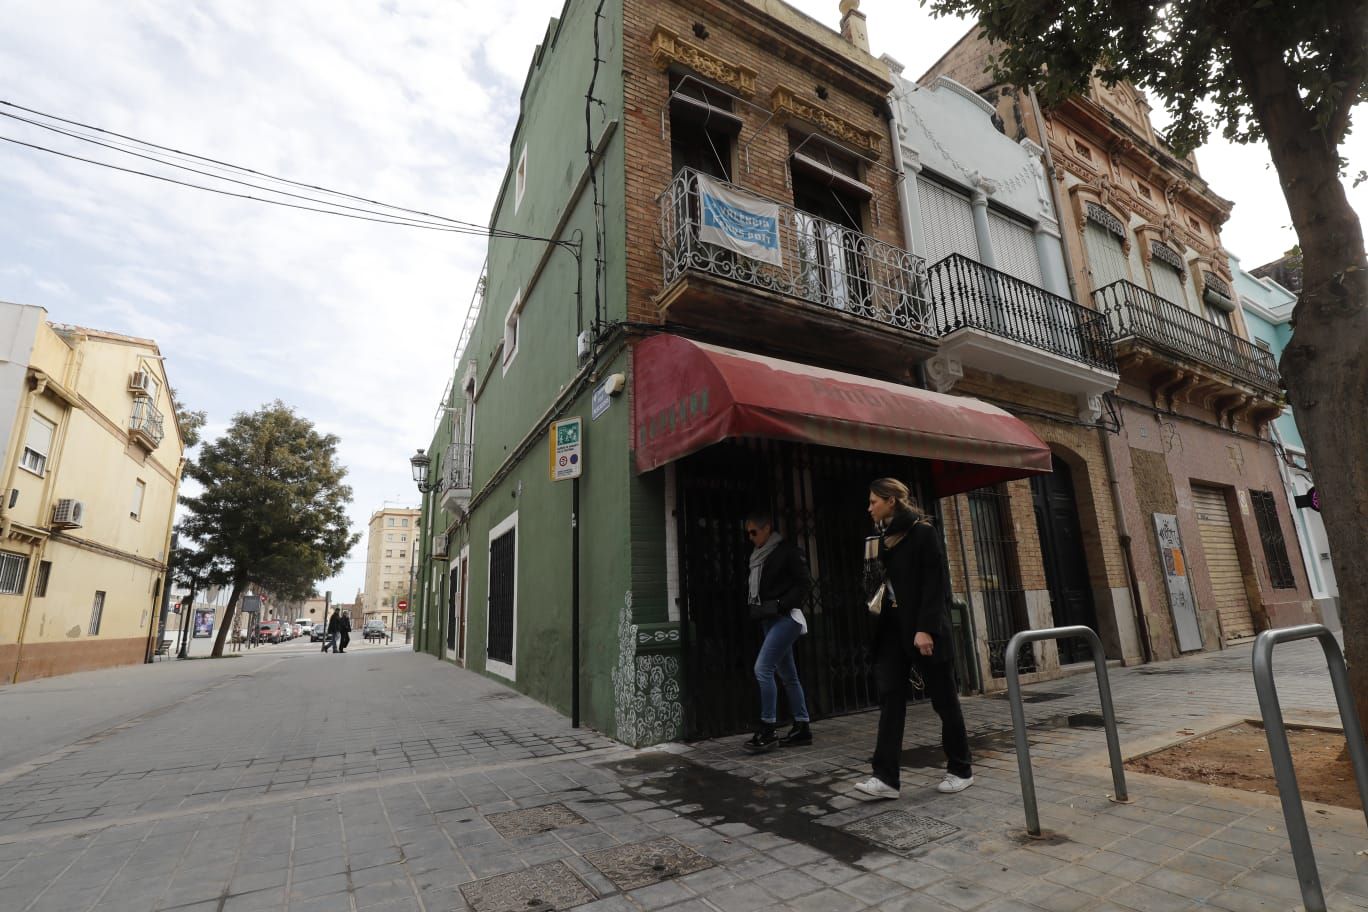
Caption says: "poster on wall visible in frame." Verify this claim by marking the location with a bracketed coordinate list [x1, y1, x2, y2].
[1153, 513, 1203, 652]
[193, 609, 214, 638]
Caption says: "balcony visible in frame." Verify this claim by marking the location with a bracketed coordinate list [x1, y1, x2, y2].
[1093, 280, 1282, 423]
[438, 441, 473, 515]
[656, 167, 938, 380]
[926, 254, 1118, 419]
[129, 399, 165, 450]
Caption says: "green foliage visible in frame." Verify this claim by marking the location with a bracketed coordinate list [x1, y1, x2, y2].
[179, 401, 359, 603]
[169, 387, 207, 449]
[923, 0, 1366, 160]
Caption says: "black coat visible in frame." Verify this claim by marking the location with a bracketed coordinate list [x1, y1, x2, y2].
[876, 521, 954, 663]
[755, 540, 811, 616]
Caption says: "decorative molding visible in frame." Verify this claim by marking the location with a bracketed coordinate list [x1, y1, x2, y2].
[650, 26, 757, 98]
[612, 591, 682, 747]
[924, 354, 963, 393]
[770, 85, 883, 157]
[1077, 393, 1105, 424]
[1150, 240, 1185, 273]
[1085, 202, 1126, 238]
[930, 75, 998, 119]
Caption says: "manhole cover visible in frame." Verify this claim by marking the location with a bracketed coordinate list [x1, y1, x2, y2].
[842, 811, 958, 856]
[487, 803, 587, 839]
[460, 861, 596, 912]
[582, 837, 713, 891]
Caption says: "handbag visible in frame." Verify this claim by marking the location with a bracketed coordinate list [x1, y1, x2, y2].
[748, 598, 782, 621]
[866, 582, 886, 616]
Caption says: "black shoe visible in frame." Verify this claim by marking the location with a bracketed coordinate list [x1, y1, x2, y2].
[742, 725, 778, 754]
[779, 722, 812, 747]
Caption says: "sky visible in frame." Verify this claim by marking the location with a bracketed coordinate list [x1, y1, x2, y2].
[1, 0, 1363, 602]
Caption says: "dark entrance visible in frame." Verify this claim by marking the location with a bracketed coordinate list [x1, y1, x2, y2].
[1030, 455, 1099, 664]
[675, 439, 936, 740]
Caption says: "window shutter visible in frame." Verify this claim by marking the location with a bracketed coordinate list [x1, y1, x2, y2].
[1150, 259, 1190, 309]
[1083, 220, 1130, 289]
[918, 179, 979, 265]
[986, 210, 1044, 286]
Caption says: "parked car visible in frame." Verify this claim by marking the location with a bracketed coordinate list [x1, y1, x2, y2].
[258, 620, 282, 643]
[362, 620, 388, 642]
[295, 619, 313, 639]
[310, 625, 328, 643]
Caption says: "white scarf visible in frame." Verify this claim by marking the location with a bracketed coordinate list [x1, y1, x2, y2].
[748, 532, 783, 602]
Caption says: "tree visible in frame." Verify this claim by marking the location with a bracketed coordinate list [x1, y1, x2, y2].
[925, 0, 1368, 714]
[168, 537, 231, 656]
[179, 401, 358, 657]
[169, 387, 207, 449]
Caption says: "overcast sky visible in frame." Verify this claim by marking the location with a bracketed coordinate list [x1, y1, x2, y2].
[2, 0, 1362, 603]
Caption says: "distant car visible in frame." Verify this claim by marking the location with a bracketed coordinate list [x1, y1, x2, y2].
[295, 619, 313, 638]
[363, 620, 388, 642]
[310, 625, 328, 642]
[258, 620, 282, 643]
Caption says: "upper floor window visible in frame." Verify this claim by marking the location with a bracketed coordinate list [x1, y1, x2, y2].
[139, 365, 161, 404]
[401, 518, 409, 528]
[1149, 242, 1189, 308]
[0, 550, 28, 595]
[919, 176, 980, 265]
[670, 75, 739, 181]
[515, 146, 528, 213]
[385, 533, 394, 543]
[1255, 338, 1273, 353]
[1083, 204, 1130, 289]
[21, 413, 55, 476]
[385, 549, 393, 558]
[387, 517, 395, 527]
[89, 590, 106, 635]
[131, 479, 146, 520]
[986, 207, 1045, 287]
[503, 290, 522, 373]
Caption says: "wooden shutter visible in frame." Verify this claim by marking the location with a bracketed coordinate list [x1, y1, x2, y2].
[1191, 486, 1256, 640]
[918, 179, 979, 265]
[1150, 259, 1190, 309]
[987, 210, 1045, 286]
[1083, 220, 1130, 290]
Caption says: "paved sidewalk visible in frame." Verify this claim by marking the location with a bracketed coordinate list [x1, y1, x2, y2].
[0, 636, 1363, 911]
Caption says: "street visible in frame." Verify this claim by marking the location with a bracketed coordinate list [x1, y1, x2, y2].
[1, 639, 1366, 911]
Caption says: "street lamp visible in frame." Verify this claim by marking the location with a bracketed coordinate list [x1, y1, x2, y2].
[408, 448, 436, 646]
[410, 449, 437, 493]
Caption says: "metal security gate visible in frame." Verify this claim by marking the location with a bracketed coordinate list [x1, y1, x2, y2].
[488, 529, 515, 665]
[968, 486, 1036, 677]
[675, 439, 934, 740]
[1191, 485, 1257, 641]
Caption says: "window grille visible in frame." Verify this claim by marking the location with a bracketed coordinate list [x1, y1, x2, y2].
[89, 591, 106, 635]
[488, 528, 516, 665]
[1250, 490, 1297, 589]
[0, 551, 28, 595]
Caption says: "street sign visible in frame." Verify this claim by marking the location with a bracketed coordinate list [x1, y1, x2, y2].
[397, 599, 409, 611]
[592, 382, 611, 420]
[240, 595, 262, 614]
[549, 416, 583, 481]
[1294, 487, 1320, 512]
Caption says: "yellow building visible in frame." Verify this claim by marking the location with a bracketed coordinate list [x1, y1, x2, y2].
[0, 304, 185, 681]
[362, 507, 419, 624]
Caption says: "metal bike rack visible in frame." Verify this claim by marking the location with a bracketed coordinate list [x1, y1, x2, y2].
[1252, 624, 1368, 912]
[1005, 626, 1128, 836]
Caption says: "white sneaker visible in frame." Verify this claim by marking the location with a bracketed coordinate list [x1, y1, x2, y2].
[853, 776, 900, 800]
[936, 773, 975, 794]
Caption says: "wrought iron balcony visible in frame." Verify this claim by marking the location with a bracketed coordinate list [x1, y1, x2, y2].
[1093, 280, 1279, 393]
[129, 399, 165, 448]
[658, 167, 935, 337]
[927, 254, 1117, 373]
[438, 441, 473, 514]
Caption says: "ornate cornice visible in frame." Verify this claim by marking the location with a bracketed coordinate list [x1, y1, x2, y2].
[650, 26, 757, 98]
[770, 85, 883, 157]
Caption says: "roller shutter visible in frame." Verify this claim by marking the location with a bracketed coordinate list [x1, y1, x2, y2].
[1191, 485, 1256, 641]
[987, 210, 1045, 286]
[1083, 219, 1130, 290]
[918, 179, 979, 265]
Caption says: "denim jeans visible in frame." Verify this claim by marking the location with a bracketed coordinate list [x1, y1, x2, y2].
[754, 615, 809, 725]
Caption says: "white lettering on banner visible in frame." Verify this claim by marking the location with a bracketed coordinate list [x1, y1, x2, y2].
[696, 174, 782, 267]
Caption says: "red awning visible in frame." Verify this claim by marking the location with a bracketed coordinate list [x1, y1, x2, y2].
[632, 334, 1052, 497]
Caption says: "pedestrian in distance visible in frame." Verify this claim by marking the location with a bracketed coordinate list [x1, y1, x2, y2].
[323, 608, 342, 653]
[338, 612, 352, 653]
[742, 509, 814, 754]
[854, 478, 974, 800]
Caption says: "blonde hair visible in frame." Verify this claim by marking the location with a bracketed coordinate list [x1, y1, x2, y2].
[869, 477, 930, 523]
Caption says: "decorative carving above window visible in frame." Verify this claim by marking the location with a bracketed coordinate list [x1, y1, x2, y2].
[1150, 241, 1185, 273]
[1203, 271, 1232, 298]
[651, 26, 757, 98]
[1086, 202, 1126, 238]
[769, 85, 883, 157]
[1203, 270, 1236, 311]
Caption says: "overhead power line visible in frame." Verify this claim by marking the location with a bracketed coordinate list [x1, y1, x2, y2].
[0, 99, 573, 247]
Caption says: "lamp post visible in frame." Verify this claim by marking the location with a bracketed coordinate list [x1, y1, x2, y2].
[410, 449, 438, 648]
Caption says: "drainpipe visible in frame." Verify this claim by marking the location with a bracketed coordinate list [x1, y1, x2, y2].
[1027, 86, 1150, 663]
[952, 493, 985, 693]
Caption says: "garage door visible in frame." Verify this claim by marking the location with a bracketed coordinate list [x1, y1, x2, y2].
[1191, 486, 1256, 641]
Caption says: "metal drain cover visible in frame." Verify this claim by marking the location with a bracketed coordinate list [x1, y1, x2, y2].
[486, 803, 587, 839]
[842, 811, 958, 856]
[582, 837, 713, 891]
[460, 861, 596, 912]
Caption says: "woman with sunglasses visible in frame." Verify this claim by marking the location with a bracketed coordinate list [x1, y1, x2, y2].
[854, 478, 973, 799]
[742, 510, 813, 754]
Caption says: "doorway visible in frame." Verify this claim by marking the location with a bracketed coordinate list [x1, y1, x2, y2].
[1030, 455, 1099, 664]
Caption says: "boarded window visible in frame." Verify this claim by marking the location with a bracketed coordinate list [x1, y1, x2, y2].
[1250, 489, 1297, 589]
[488, 527, 516, 665]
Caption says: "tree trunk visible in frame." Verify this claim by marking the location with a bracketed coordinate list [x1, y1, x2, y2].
[1228, 27, 1368, 724]
[211, 580, 246, 658]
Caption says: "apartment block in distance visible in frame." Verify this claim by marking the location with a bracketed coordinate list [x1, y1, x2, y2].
[0, 303, 186, 682]
[363, 507, 420, 621]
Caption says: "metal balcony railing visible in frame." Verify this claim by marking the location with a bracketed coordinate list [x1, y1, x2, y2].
[658, 167, 935, 335]
[927, 254, 1117, 373]
[1093, 280, 1279, 393]
[130, 399, 165, 447]
[444, 441, 473, 492]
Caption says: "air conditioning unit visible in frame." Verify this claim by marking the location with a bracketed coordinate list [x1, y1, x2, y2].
[431, 532, 450, 560]
[128, 371, 153, 396]
[52, 498, 85, 529]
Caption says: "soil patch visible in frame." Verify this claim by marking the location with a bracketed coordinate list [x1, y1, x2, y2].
[1128, 722, 1362, 811]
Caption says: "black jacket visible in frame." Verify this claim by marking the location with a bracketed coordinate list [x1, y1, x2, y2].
[755, 540, 811, 616]
[877, 520, 954, 663]
[328, 614, 343, 634]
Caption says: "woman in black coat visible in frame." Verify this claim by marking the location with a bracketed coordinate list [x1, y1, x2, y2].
[854, 478, 973, 799]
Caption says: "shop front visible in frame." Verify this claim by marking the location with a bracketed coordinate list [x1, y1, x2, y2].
[633, 333, 1053, 739]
